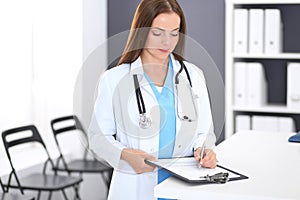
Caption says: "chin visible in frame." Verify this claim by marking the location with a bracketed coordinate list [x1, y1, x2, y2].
[144, 49, 171, 62]
[157, 50, 170, 58]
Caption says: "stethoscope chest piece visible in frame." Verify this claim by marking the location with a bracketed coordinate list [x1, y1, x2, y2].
[139, 113, 152, 129]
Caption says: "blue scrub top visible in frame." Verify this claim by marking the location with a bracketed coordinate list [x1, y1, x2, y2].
[144, 56, 176, 200]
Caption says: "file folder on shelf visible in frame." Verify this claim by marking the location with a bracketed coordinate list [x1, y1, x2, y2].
[264, 9, 282, 54]
[252, 115, 295, 133]
[278, 117, 296, 133]
[252, 116, 278, 132]
[287, 63, 300, 110]
[249, 9, 264, 54]
[145, 157, 248, 184]
[233, 9, 248, 54]
[247, 62, 267, 106]
[235, 115, 251, 133]
[234, 62, 248, 106]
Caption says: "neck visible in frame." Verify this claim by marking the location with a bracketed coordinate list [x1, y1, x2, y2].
[140, 53, 170, 87]
[141, 58, 169, 74]
[140, 53, 169, 68]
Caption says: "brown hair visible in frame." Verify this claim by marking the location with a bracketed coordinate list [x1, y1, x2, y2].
[118, 0, 186, 65]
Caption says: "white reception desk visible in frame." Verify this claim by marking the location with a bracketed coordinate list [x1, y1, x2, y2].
[154, 131, 300, 200]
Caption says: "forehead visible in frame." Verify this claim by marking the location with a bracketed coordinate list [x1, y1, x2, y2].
[151, 12, 180, 30]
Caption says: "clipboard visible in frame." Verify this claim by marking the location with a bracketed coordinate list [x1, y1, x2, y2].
[145, 157, 248, 184]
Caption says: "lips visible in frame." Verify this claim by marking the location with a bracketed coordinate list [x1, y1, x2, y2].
[159, 49, 169, 53]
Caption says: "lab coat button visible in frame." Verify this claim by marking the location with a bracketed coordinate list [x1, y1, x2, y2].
[150, 148, 154, 152]
[178, 145, 181, 148]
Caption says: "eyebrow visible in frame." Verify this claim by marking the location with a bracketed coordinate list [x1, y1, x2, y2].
[152, 27, 180, 31]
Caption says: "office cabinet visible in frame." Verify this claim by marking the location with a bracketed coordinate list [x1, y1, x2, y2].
[225, 0, 300, 138]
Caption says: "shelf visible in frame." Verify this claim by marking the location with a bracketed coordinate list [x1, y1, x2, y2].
[225, 0, 300, 138]
[230, 0, 300, 5]
[233, 53, 300, 60]
[233, 105, 300, 114]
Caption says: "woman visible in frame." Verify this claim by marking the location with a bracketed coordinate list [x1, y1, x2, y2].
[88, 0, 217, 199]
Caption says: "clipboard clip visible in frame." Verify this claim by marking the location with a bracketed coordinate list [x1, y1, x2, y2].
[203, 172, 229, 184]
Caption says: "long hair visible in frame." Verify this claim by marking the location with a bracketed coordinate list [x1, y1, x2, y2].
[118, 0, 186, 65]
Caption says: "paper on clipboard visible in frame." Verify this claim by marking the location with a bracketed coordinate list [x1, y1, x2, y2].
[145, 157, 248, 183]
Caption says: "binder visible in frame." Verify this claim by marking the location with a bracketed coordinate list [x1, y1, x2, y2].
[264, 9, 282, 54]
[249, 9, 264, 54]
[287, 63, 300, 109]
[234, 62, 248, 106]
[247, 62, 267, 106]
[233, 9, 248, 54]
[252, 116, 278, 132]
[278, 117, 295, 133]
[252, 116, 295, 133]
[235, 115, 251, 133]
[145, 157, 248, 184]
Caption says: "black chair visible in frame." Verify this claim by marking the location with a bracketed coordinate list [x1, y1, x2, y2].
[1, 125, 83, 200]
[50, 116, 112, 190]
[0, 177, 35, 200]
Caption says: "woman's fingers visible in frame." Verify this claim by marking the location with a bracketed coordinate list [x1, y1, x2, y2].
[122, 148, 156, 174]
[194, 148, 217, 169]
[194, 147, 202, 162]
[201, 151, 217, 168]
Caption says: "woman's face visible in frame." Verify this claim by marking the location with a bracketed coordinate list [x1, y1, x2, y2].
[142, 12, 180, 63]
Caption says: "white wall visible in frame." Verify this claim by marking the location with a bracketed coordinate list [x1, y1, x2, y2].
[83, 0, 107, 61]
[0, 0, 83, 175]
[79, 0, 107, 129]
[0, 0, 35, 174]
[32, 0, 83, 156]
[0, 0, 34, 146]
[1, 0, 108, 199]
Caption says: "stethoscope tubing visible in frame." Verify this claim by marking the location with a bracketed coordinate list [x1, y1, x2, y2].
[133, 74, 146, 115]
[133, 60, 193, 124]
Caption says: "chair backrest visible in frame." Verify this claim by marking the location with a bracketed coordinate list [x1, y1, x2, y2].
[50, 115, 85, 136]
[2, 125, 49, 160]
[1, 125, 56, 193]
[1, 125, 55, 176]
[50, 115, 88, 159]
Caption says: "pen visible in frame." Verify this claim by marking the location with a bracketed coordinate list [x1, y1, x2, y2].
[199, 143, 206, 166]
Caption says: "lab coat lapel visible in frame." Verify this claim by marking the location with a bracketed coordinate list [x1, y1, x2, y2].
[129, 57, 159, 156]
[128, 55, 197, 156]
[172, 58, 199, 157]
[130, 57, 156, 98]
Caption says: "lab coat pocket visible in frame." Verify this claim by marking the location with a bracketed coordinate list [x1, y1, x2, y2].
[108, 170, 157, 200]
[108, 170, 138, 200]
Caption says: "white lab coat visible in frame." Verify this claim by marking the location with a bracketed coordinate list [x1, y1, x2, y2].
[88, 54, 215, 200]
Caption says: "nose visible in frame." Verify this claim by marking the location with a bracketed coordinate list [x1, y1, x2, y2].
[161, 33, 171, 46]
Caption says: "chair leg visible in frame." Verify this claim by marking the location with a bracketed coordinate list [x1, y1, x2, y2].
[101, 173, 108, 188]
[48, 191, 52, 200]
[62, 189, 68, 200]
[108, 169, 113, 187]
[73, 184, 81, 200]
[102, 170, 112, 189]
[37, 191, 41, 200]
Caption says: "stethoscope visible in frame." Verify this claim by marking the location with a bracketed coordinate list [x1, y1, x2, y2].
[133, 60, 197, 129]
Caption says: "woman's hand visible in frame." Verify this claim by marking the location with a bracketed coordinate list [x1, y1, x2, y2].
[121, 148, 157, 174]
[194, 147, 217, 169]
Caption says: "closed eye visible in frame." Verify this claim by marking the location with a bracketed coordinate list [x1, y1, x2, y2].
[171, 32, 179, 37]
[152, 31, 162, 36]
